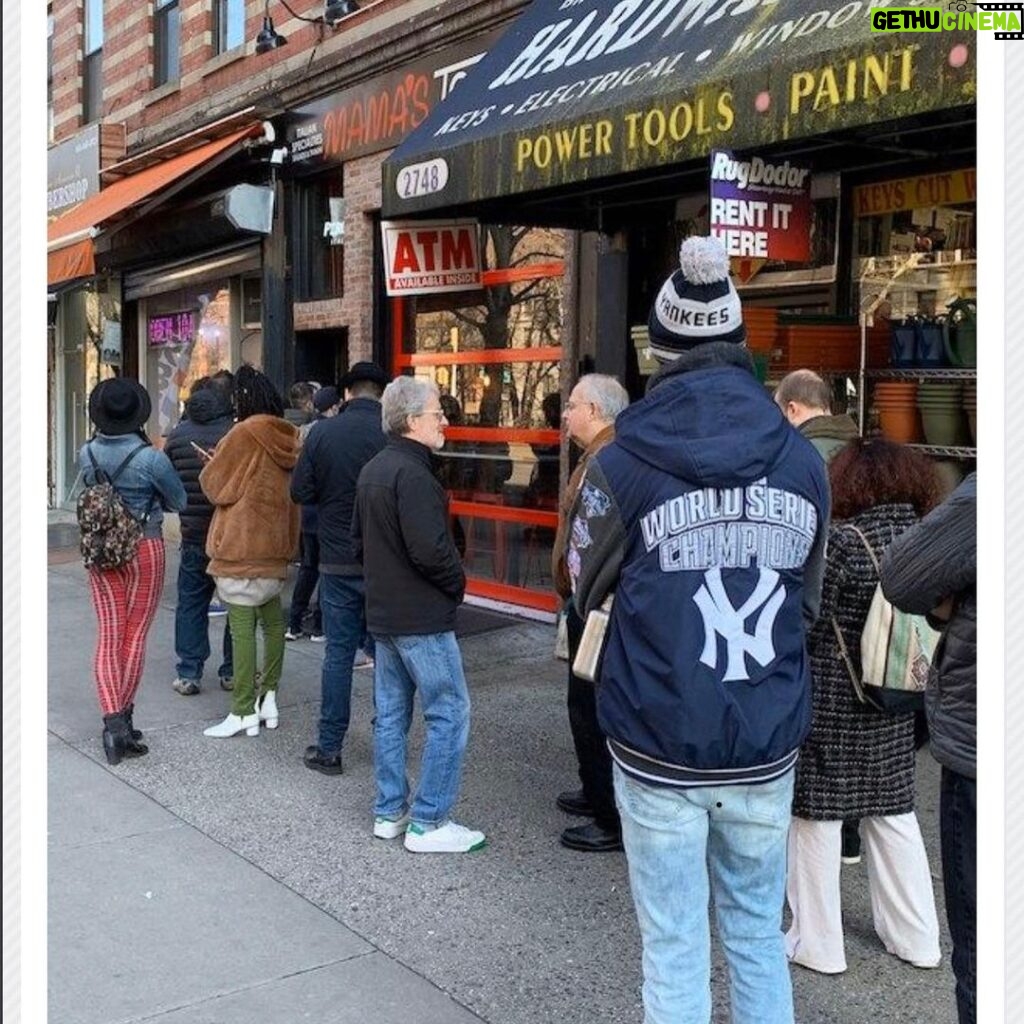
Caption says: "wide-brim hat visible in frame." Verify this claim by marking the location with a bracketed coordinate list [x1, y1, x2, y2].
[88, 377, 152, 435]
[341, 361, 390, 390]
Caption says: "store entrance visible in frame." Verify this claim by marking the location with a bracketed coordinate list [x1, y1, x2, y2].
[295, 328, 348, 389]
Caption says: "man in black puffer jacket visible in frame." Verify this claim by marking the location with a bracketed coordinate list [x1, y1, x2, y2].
[881, 473, 977, 1024]
[164, 376, 236, 695]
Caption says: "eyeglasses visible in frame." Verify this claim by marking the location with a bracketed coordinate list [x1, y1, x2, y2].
[414, 409, 446, 421]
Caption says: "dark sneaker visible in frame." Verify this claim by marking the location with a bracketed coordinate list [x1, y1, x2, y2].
[556, 789, 595, 817]
[303, 745, 343, 775]
[172, 677, 201, 696]
[841, 820, 862, 865]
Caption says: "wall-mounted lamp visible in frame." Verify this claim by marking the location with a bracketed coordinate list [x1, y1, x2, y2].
[254, 0, 361, 55]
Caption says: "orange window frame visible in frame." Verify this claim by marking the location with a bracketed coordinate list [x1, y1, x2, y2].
[390, 260, 565, 613]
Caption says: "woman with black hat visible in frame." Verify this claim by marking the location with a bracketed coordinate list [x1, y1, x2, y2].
[79, 377, 187, 765]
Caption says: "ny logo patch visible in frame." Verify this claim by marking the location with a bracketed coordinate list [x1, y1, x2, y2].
[693, 568, 786, 682]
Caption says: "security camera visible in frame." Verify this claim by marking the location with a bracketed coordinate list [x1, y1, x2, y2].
[269, 147, 289, 166]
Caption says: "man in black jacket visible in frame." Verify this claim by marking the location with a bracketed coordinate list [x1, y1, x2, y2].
[881, 473, 977, 1024]
[291, 363, 388, 774]
[353, 376, 485, 854]
[164, 376, 236, 695]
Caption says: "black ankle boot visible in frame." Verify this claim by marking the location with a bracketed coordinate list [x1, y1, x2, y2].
[102, 713, 126, 765]
[102, 712, 147, 763]
[123, 704, 148, 754]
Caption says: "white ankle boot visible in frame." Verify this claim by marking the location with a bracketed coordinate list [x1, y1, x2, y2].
[257, 690, 278, 729]
[203, 712, 259, 738]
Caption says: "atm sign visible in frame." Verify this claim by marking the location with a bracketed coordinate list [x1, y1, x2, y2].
[381, 219, 483, 296]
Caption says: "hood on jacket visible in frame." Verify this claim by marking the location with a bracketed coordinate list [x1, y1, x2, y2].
[799, 413, 859, 444]
[184, 388, 234, 425]
[239, 414, 301, 470]
[616, 342, 796, 487]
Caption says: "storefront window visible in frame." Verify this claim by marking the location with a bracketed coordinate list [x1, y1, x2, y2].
[391, 224, 565, 612]
[145, 283, 232, 438]
[292, 170, 346, 301]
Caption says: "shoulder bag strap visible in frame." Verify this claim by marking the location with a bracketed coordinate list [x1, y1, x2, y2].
[831, 524, 875, 705]
[842, 523, 881, 574]
[108, 442, 149, 483]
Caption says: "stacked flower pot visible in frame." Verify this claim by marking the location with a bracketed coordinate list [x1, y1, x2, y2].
[874, 382, 921, 443]
[917, 382, 968, 446]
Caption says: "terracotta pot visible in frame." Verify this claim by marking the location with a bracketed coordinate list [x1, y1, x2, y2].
[878, 408, 922, 443]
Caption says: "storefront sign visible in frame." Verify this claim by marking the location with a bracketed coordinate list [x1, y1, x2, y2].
[852, 168, 976, 217]
[47, 123, 126, 218]
[383, 0, 974, 218]
[47, 125, 102, 217]
[147, 310, 196, 347]
[285, 30, 501, 168]
[709, 150, 812, 261]
[381, 219, 482, 295]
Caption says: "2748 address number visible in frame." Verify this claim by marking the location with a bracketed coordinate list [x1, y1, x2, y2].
[396, 158, 449, 200]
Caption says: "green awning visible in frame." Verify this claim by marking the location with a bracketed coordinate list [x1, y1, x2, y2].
[382, 0, 975, 221]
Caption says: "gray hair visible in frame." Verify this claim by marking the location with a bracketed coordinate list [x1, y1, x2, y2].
[575, 374, 629, 423]
[774, 369, 832, 414]
[381, 376, 440, 436]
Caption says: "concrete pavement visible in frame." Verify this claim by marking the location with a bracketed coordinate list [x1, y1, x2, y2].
[48, 522, 958, 1024]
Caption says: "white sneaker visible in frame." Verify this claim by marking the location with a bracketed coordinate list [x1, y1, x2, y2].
[257, 690, 278, 729]
[373, 812, 411, 840]
[403, 820, 486, 853]
[203, 713, 259, 738]
[354, 649, 374, 669]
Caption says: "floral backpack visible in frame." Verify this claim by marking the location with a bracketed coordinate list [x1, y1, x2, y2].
[76, 443, 152, 570]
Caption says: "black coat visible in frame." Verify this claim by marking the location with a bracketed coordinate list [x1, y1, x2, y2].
[290, 397, 386, 575]
[353, 436, 465, 636]
[793, 504, 920, 820]
[881, 474, 977, 779]
[163, 390, 235, 545]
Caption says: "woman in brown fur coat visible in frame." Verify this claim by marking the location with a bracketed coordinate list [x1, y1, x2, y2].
[199, 366, 300, 738]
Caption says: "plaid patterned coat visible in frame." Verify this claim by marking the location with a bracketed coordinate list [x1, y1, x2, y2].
[792, 503, 920, 820]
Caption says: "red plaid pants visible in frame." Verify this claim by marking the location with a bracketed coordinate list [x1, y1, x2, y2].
[87, 537, 166, 715]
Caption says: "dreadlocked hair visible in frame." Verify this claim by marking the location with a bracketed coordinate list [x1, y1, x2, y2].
[234, 364, 285, 420]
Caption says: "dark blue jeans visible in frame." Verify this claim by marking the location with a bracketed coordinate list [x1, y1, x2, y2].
[317, 573, 368, 755]
[175, 542, 233, 682]
[940, 767, 976, 1024]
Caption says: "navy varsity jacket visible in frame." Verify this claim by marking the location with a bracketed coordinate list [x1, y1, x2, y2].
[569, 344, 830, 788]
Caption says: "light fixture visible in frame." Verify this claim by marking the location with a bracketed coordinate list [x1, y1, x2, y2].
[324, 0, 360, 26]
[254, 0, 361, 54]
[255, 6, 287, 55]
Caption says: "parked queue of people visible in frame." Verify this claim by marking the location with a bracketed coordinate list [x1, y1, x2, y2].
[79, 239, 975, 1023]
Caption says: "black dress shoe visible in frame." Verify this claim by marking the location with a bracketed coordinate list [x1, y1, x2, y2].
[304, 745, 343, 775]
[560, 822, 624, 853]
[556, 789, 595, 817]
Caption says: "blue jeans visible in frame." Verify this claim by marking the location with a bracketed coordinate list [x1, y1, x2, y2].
[940, 767, 976, 1024]
[614, 765, 795, 1024]
[317, 573, 368, 755]
[372, 631, 470, 827]
[175, 542, 232, 682]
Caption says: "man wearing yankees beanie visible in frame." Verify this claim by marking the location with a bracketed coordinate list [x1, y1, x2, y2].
[568, 236, 830, 1024]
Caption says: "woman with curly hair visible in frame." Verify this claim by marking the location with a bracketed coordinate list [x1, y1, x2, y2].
[786, 439, 943, 975]
[199, 365, 300, 738]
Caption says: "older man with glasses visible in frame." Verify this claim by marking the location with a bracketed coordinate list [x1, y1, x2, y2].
[353, 376, 485, 854]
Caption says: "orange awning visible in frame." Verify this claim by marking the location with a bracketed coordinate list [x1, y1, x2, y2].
[47, 125, 263, 285]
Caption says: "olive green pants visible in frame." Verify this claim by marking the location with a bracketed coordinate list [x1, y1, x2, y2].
[227, 597, 285, 716]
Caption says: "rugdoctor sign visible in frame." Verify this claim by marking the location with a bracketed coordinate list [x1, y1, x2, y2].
[381, 219, 483, 295]
[708, 150, 813, 261]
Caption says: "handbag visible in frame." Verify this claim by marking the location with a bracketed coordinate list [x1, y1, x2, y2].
[832, 525, 937, 714]
[572, 595, 614, 683]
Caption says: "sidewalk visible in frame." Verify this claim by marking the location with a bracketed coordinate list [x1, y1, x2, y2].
[48, 538, 958, 1024]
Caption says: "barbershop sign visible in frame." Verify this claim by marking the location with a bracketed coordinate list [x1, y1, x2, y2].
[47, 125, 102, 217]
[709, 149, 812, 261]
[383, 0, 974, 217]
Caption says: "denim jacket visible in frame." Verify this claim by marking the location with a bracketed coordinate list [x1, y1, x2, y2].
[78, 433, 188, 539]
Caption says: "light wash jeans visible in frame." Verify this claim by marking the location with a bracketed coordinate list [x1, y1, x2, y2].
[372, 631, 470, 827]
[614, 764, 795, 1024]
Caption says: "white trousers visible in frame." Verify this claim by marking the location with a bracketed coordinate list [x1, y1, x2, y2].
[785, 814, 941, 974]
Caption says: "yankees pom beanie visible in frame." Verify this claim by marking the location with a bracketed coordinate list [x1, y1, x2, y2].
[647, 235, 746, 361]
